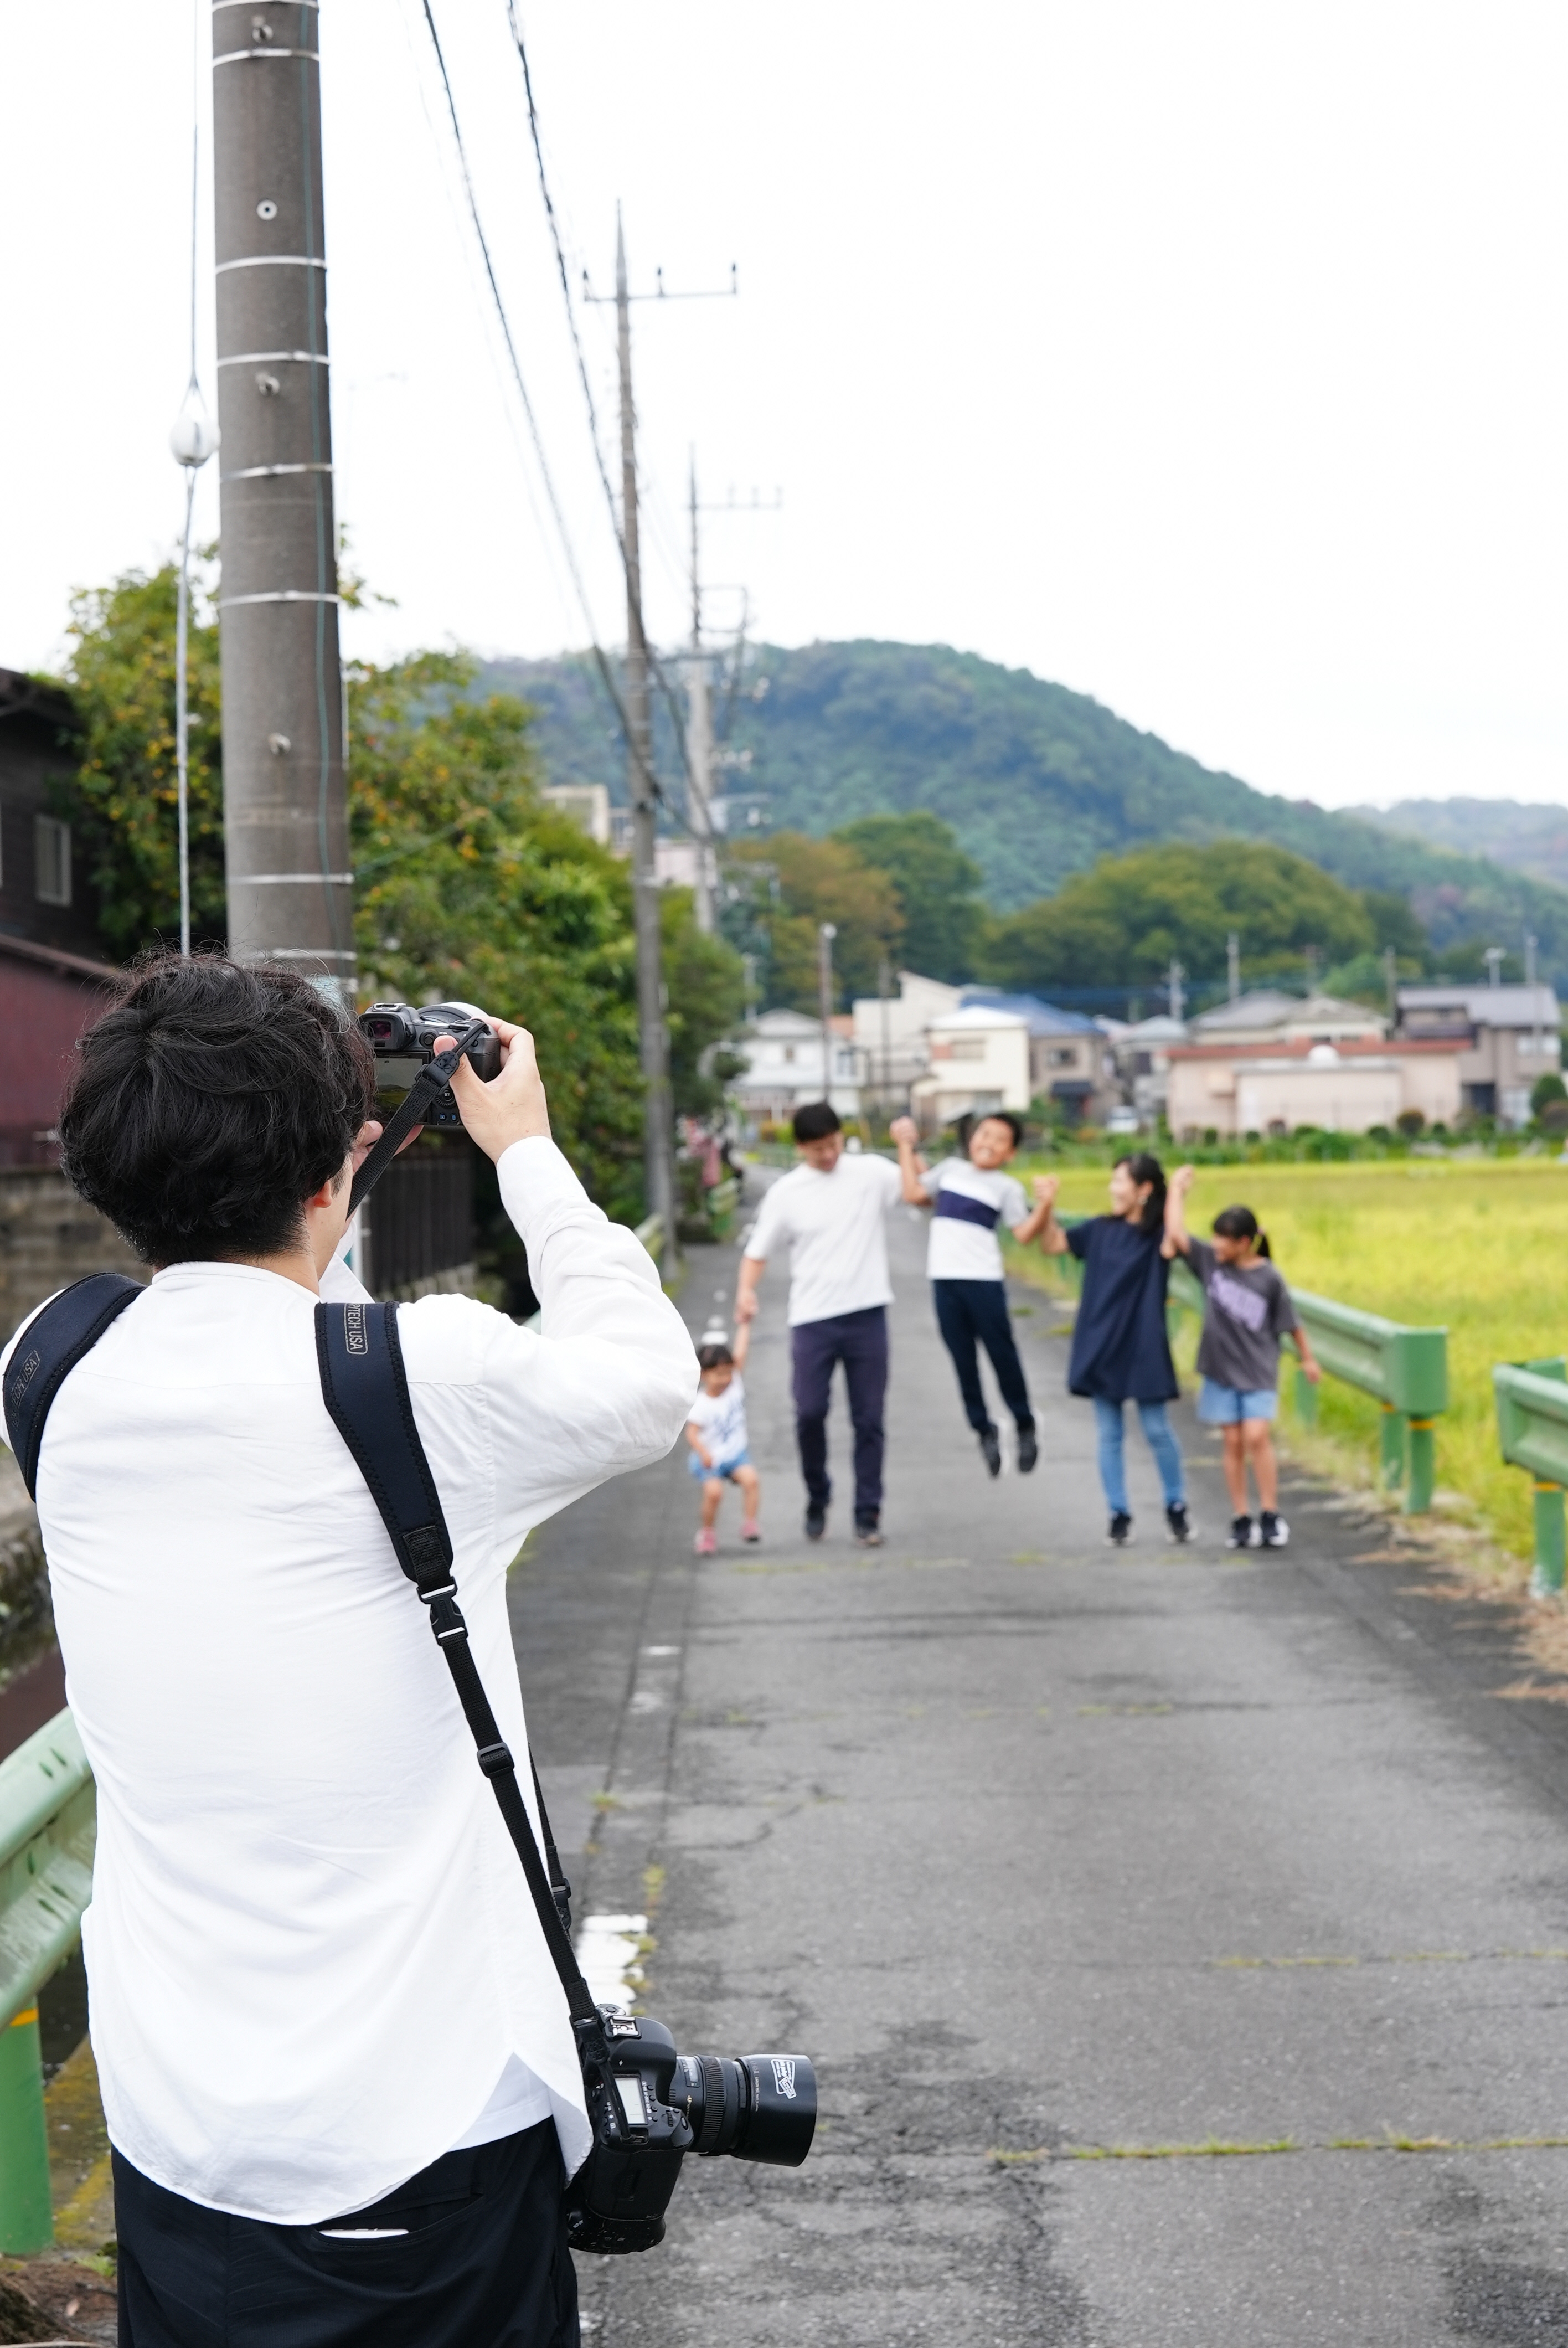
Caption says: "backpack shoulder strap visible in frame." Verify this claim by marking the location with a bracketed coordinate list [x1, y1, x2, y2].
[4, 1274, 143, 1501]
[314, 1298, 596, 2025]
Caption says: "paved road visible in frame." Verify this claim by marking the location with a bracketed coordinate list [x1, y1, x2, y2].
[515, 1196, 1568, 2347]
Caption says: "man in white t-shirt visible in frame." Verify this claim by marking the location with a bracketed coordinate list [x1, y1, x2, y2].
[735, 1101, 903, 1544]
[891, 1111, 1050, 1477]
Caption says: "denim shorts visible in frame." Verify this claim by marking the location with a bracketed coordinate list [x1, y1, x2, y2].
[688, 1448, 751, 1481]
[1198, 1379, 1278, 1425]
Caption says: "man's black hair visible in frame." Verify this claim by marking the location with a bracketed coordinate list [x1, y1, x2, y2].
[60, 954, 376, 1265]
[792, 1101, 842, 1144]
[1114, 1150, 1168, 1237]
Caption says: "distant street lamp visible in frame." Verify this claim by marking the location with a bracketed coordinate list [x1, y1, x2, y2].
[169, 387, 219, 956]
[818, 923, 838, 1096]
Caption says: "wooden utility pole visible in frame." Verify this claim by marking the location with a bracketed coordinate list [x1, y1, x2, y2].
[211, 0, 353, 1005]
[616, 212, 678, 1273]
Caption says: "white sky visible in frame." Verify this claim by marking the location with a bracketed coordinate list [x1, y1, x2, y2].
[5, 2, 1567, 813]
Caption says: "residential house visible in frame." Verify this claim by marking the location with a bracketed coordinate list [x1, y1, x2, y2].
[1108, 1013, 1189, 1126]
[1396, 985, 1561, 1128]
[1167, 1037, 1461, 1139]
[1190, 990, 1388, 1049]
[729, 1008, 862, 1126]
[849, 971, 964, 1108]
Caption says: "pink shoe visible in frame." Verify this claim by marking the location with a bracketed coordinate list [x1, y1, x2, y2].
[740, 1519, 761, 1544]
[694, 1527, 718, 1556]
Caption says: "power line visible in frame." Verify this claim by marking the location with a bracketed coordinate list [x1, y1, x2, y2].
[416, 0, 662, 803]
[501, 1, 706, 800]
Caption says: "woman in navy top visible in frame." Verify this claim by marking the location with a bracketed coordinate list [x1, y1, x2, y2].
[1036, 1154, 1192, 1547]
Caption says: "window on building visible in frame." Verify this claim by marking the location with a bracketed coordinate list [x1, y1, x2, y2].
[783, 1046, 795, 1063]
[34, 816, 71, 907]
[947, 1038, 987, 1062]
[1046, 1046, 1078, 1068]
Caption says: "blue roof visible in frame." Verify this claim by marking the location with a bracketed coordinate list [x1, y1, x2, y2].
[960, 987, 1100, 1037]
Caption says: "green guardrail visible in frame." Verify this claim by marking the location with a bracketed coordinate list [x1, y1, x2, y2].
[1288, 1292, 1448, 1514]
[1493, 1357, 1568, 1595]
[0, 1708, 95, 2253]
[1048, 1216, 1448, 1513]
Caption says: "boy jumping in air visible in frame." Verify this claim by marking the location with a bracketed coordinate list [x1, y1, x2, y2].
[891, 1111, 1051, 1476]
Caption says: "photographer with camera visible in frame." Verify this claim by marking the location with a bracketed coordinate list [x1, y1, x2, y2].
[0, 956, 702, 2347]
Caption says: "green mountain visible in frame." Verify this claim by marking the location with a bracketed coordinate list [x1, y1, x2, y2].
[1349, 797, 1568, 893]
[479, 640, 1568, 977]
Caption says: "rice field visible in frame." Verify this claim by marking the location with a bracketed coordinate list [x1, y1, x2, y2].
[1005, 1155, 1568, 1568]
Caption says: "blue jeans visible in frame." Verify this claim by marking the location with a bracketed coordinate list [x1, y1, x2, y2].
[1092, 1397, 1185, 1516]
[791, 1306, 889, 1526]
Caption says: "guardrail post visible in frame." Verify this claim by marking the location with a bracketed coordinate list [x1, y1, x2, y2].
[1294, 1360, 1318, 1428]
[1533, 1483, 1568, 1598]
[0, 2002, 52, 2253]
[1380, 1403, 1406, 1490]
[1405, 1419, 1437, 1515]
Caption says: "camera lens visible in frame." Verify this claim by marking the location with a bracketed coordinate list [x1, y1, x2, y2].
[675, 2052, 816, 2167]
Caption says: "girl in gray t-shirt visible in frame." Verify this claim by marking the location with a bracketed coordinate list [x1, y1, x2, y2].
[1166, 1167, 1321, 1552]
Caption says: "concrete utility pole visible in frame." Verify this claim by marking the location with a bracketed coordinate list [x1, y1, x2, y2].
[211, 0, 353, 1005]
[1384, 945, 1398, 1023]
[685, 455, 716, 935]
[1528, 934, 1541, 1071]
[818, 923, 838, 1097]
[1227, 931, 1240, 1003]
[1484, 946, 1505, 988]
[615, 212, 678, 1274]
[1168, 958, 1185, 1025]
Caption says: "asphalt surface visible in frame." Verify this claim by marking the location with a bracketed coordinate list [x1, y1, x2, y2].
[514, 1193, 1568, 2347]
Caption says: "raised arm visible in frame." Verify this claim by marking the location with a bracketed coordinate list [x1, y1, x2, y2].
[1033, 1173, 1069, 1255]
[889, 1115, 932, 1207]
[730, 1314, 752, 1372]
[735, 1252, 765, 1325]
[1164, 1162, 1197, 1259]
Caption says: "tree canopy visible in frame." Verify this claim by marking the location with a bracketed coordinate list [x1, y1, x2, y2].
[978, 840, 1385, 994]
[829, 810, 986, 983]
[51, 569, 743, 1220]
[726, 831, 903, 1010]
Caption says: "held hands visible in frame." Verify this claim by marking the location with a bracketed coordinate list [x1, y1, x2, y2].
[889, 1115, 920, 1149]
[437, 1017, 551, 1164]
[1031, 1174, 1059, 1208]
[1171, 1163, 1198, 1197]
[734, 1289, 760, 1324]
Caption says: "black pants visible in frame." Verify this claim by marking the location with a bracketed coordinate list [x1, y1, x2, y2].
[790, 1305, 888, 1525]
[114, 2121, 579, 2348]
[932, 1279, 1034, 1434]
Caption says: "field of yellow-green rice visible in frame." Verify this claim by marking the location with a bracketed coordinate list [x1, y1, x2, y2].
[1005, 1156, 1568, 1570]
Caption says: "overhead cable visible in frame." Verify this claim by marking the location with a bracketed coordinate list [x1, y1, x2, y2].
[417, 0, 662, 803]
[502, 0, 698, 802]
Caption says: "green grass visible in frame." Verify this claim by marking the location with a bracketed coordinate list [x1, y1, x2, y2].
[1006, 1156, 1568, 1571]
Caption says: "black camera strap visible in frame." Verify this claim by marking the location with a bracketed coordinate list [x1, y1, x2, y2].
[4, 1273, 144, 1500]
[348, 1019, 490, 1218]
[314, 1298, 601, 2028]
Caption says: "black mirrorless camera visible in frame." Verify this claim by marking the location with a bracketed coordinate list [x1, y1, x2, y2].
[568, 2006, 816, 2254]
[358, 1000, 502, 1129]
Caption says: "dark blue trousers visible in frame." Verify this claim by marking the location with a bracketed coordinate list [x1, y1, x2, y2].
[112, 2120, 577, 2347]
[791, 1305, 888, 1526]
[932, 1279, 1034, 1434]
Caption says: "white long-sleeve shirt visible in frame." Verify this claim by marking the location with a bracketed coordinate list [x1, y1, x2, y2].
[0, 1138, 698, 2223]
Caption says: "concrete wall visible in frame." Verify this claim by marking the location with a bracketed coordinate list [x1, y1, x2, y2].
[0, 1166, 142, 1349]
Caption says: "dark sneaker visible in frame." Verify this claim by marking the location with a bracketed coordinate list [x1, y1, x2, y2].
[1165, 1502, 1195, 1545]
[1106, 1511, 1132, 1547]
[1226, 1514, 1256, 1551]
[979, 1425, 1003, 1478]
[854, 1519, 884, 1548]
[1017, 1424, 1039, 1475]
[804, 1506, 828, 1542]
[1258, 1510, 1290, 1548]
